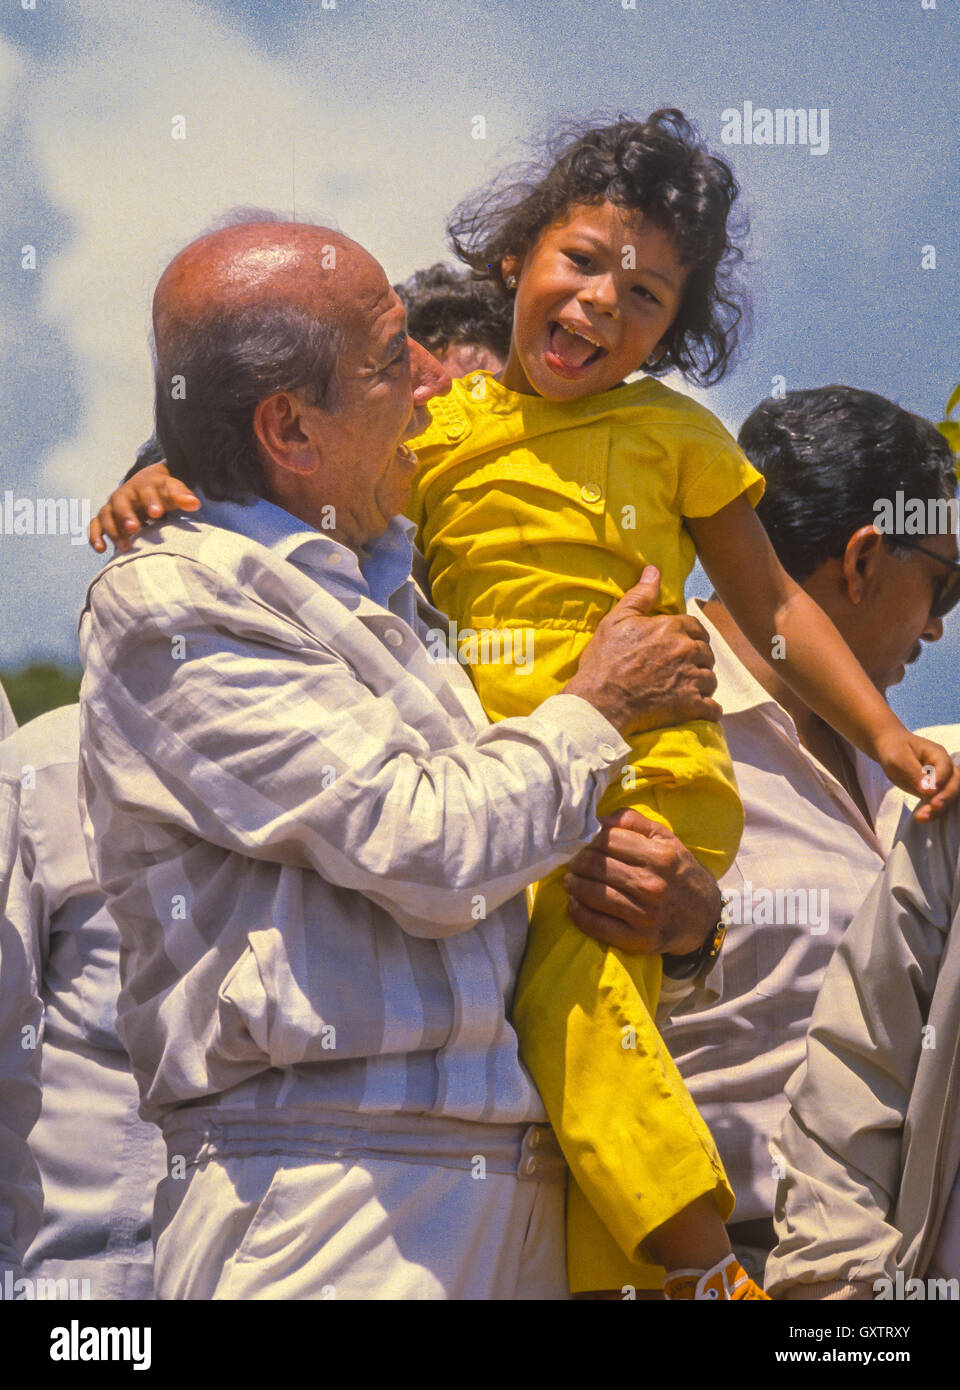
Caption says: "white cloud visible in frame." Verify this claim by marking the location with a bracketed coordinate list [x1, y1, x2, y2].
[21, 0, 526, 497]
[29, 0, 345, 492]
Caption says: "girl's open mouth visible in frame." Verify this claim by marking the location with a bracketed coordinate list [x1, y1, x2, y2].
[545, 321, 607, 373]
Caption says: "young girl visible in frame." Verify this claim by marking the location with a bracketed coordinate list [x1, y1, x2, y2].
[94, 112, 958, 1300]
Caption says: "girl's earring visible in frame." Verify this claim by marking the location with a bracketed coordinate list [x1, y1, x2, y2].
[505, 275, 518, 289]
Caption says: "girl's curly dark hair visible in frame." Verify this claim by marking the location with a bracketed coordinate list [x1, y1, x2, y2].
[447, 110, 750, 386]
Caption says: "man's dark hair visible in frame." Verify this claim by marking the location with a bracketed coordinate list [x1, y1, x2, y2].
[740, 386, 956, 581]
[446, 109, 749, 385]
[153, 302, 343, 502]
[393, 263, 513, 362]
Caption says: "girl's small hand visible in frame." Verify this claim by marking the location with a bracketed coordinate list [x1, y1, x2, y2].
[88, 461, 201, 555]
[875, 731, 960, 821]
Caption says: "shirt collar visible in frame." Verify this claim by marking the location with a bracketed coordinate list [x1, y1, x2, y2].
[193, 491, 417, 608]
[687, 597, 787, 721]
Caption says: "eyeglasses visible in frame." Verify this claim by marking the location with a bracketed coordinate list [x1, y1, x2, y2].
[892, 538, 960, 620]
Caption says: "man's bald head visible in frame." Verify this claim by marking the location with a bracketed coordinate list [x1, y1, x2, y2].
[153, 222, 377, 356]
[152, 219, 391, 502]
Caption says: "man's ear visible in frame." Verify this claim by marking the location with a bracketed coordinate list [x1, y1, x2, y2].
[841, 525, 885, 604]
[253, 391, 320, 476]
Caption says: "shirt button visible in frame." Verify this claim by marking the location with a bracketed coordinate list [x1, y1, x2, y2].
[599, 743, 619, 760]
[327, 552, 341, 564]
[580, 483, 602, 503]
[384, 629, 404, 647]
[446, 422, 467, 440]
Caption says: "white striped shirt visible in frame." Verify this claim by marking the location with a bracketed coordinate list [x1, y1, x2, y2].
[78, 495, 630, 1146]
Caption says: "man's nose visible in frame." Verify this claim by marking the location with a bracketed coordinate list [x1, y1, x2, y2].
[409, 338, 452, 405]
[921, 613, 945, 643]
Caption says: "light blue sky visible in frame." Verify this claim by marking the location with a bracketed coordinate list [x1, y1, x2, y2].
[0, 0, 957, 724]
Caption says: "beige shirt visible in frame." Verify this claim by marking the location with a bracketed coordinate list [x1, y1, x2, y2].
[0, 750, 42, 1281]
[903, 723, 960, 1290]
[767, 794, 960, 1297]
[662, 600, 909, 1223]
[3, 707, 166, 1299]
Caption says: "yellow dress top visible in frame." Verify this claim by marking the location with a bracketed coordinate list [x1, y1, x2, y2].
[407, 370, 765, 722]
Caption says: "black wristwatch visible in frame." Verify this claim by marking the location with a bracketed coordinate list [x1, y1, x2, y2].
[662, 897, 729, 981]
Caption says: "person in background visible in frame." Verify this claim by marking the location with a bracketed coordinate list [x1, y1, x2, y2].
[766, 800, 960, 1299]
[0, 707, 166, 1299]
[0, 706, 43, 1289]
[393, 263, 511, 378]
[661, 386, 959, 1282]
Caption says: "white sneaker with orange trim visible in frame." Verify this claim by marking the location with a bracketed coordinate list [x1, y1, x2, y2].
[664, 1253, 770, 1300]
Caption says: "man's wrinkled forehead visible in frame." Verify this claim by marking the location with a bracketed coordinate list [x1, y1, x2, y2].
[314, 253, 407, 374]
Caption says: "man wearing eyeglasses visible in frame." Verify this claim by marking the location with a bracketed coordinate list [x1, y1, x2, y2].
[652, 385, 959, 1286]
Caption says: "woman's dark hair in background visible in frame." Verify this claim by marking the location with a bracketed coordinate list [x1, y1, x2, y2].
[741, 386, 957, 581]
[394, 263, 513, 364]
[446, 109, 749, 386]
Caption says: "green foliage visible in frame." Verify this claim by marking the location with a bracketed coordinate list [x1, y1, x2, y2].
[939, 383, 960, 474]
[0, 663, 81, 728]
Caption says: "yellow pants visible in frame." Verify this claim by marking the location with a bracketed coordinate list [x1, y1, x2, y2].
[513, 719, 740, 1293]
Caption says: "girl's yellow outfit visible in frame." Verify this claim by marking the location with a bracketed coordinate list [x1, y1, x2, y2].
[407, 371, 764, 1291]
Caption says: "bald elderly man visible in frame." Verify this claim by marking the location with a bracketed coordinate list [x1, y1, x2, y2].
[78, 219, 725, 1301]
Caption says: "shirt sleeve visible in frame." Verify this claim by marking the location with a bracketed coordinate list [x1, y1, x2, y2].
[676, 434, 765, 520]
[0, 773, 44, 1281]
[655, 951, 724, 1024]
[80, 555, 631, 939]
